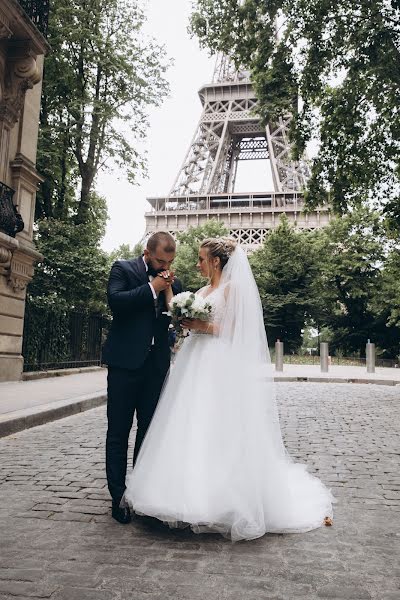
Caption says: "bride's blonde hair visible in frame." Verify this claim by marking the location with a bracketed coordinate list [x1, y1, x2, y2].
[200, 237, 237, 279]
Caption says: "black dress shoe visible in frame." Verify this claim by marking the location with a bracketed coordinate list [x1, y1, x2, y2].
[112, 501, 131, 524]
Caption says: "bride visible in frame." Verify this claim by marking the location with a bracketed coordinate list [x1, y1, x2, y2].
[123, 237, 333, 541]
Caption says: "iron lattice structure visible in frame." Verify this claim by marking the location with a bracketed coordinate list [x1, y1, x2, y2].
[145, 55, 329, 251]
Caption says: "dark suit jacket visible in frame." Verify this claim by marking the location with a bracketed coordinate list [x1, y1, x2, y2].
[102, 256, 182, 373]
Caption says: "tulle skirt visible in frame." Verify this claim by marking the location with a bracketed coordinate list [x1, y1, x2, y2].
[124, 334, 334, 541]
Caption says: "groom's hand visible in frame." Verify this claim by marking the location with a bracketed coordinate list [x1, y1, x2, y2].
[151, 271, 175, 294]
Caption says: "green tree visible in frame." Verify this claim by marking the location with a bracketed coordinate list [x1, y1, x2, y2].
[191, 1, 400, 229]
[250, 216, 317, 352]
[36, 0, 170, 223]
[370, 247, 400, 357]
[108, 242, 144, 265]
[174, 220, 228, 290]
[309, 209, 389, 355]
[28, 193, 110, 313]
[380, 250, 400, 332]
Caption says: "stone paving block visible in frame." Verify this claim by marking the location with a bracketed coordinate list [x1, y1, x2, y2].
[316, 584, 372, 599]
[32, 496, 69, 506]
[0, 383, 399, 600]
[63, 504, 108, 515]
[45, 485, 80, 492]
[16, 511, 52, 519]
[86, 492, 110, 501]
[0, 568, 44, 582]
[31, 504, 65, 512]
[0, 580, 57, 597]
[52, 588, 116, 600]
[49, 511, 93, 523]
[91, 514, 111, 523]
[47, 573, 101, 588]
[383, 491, 400, 500]
[0, 596, 42, 600]
[0, 559, 45, 570]
[54, 491, 88, 499]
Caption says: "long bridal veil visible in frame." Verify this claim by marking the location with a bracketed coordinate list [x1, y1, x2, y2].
[212, 244, 333, 538]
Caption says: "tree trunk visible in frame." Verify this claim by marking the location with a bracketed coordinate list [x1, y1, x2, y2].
[55, 124, 70, 220]
[75, 173, 94, 225]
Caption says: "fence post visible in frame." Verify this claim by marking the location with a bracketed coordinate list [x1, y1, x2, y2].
[320, 342, 329, 373]
[366, 340, 375, 373]
[275, 340, 283, 372]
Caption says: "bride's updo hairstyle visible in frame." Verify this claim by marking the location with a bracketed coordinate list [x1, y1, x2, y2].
[200, 237, 237, 277]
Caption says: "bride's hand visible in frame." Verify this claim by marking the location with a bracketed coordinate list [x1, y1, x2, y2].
[181, 318, 207, 332]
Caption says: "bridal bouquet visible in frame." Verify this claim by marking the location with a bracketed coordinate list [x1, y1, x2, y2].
[167, 292, 212, 337]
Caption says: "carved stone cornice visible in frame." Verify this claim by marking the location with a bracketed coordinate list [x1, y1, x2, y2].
[0, 246, 13, 276]
[10, 153, 44, 188]
[0, 229, 42, 291]
[8, 256, 31, 292]
[1, 1, 50, 56]
[0, 230, 18, 276]
[0, 41, 42, 127]
[0, 9, 12, 40]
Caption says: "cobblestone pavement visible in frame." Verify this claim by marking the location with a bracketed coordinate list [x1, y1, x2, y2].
[0, 382, 399, 600]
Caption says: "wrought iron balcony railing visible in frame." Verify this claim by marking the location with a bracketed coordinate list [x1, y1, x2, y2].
[0, 182, 24, 238]
[17, 0, 49, 37]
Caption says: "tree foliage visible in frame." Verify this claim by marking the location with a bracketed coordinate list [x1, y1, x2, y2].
[190, 1, 400, 229]
[174, 220, 228, 291]
[250, 216, 317, 352]
[29, 193, 110, 313]
[30, 0, 170, 315]
[247, 211, 400, 357]
[309, 209, 388, 354]
[108, 242, 144, 265]
[36, 0, 170, 224]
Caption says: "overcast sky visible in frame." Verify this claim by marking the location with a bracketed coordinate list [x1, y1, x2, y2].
[100, 0, 213, 252]
[100, 0, 275, 252]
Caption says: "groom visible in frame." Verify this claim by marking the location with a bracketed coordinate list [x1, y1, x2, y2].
[102, 231, 182, 524]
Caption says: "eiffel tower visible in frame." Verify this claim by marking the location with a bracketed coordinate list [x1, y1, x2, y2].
[144, 54, 329, 251]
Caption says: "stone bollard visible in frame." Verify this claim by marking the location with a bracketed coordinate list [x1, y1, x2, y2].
[320, 342, 329, 373]
[275, 340, 283, 372]
[366, 340, 375, 374]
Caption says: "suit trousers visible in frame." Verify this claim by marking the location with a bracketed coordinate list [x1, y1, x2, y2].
[106, 350, 167, 504]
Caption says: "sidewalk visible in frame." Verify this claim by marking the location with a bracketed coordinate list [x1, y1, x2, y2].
[274, 363, 400, 385]
[0, 368, 107, 438]
[0, 363, 399, 438]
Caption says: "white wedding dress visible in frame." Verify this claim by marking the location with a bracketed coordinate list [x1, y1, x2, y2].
[124, 247, 333, 541]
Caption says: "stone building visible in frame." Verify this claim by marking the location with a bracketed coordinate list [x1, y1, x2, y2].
[0, 0, 49, 381]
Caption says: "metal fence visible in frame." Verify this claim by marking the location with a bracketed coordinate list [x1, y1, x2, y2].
[22, 305, 110, 372]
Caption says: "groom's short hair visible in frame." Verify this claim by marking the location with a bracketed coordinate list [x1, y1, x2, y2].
[147, 231, 176, 254]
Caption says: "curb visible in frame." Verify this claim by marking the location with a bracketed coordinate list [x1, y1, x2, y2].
[1, 376, 399, 439]
[274, 376, 400, 386]
[0, 391, 107, 438]
[22, 366, 104, 381]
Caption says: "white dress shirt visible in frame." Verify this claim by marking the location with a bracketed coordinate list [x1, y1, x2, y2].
[142, 256, 158, 300]
[142, 256, 158, 346]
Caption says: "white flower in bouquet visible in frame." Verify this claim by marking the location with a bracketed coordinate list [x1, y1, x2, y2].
[167, 292, 212, 336]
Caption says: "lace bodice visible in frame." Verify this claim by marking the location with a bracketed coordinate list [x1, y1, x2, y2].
[195, 285, 227, 330]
